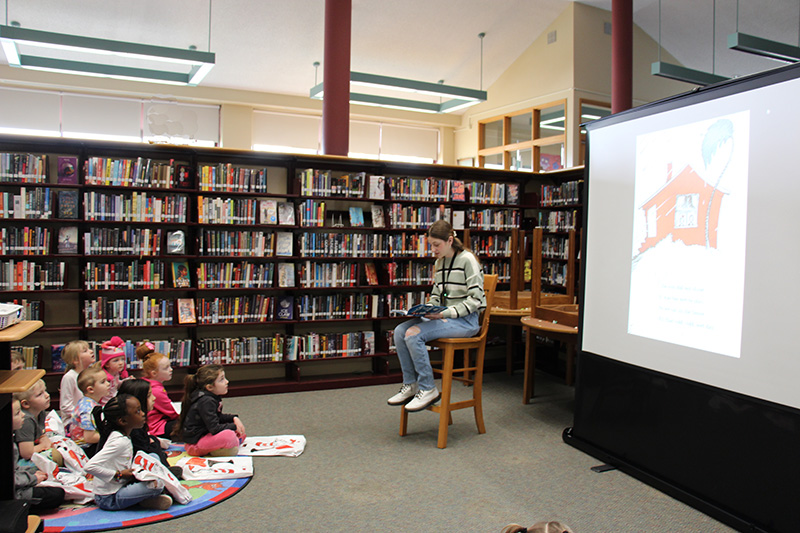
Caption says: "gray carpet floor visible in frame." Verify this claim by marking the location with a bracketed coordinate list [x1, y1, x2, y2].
[98, 372, 736, 532]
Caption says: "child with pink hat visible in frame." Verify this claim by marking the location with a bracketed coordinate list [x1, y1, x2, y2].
[99, 336, 129, 405]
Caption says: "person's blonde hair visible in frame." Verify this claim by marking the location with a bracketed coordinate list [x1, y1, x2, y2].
[61, 340, 91, 370]
[501, 522, 574, 533]
[77, 362, 105, 394]
[12, 379, 45, 404]
[10, 350, 25, 367]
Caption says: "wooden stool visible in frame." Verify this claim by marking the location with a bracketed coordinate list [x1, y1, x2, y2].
[400, 274, 498, 448]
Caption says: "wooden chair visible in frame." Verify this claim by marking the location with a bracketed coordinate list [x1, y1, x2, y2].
[399, 274, 499, 449]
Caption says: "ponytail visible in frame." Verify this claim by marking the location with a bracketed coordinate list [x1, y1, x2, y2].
[171, 364, 223, 440]
[93, 393, 133, 450]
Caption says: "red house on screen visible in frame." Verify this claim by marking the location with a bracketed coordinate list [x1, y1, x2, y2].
[638, 164, 726, 254]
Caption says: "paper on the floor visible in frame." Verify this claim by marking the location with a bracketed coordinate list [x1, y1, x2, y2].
[238, 435, 306, 457]
[175, 455, 254, 480]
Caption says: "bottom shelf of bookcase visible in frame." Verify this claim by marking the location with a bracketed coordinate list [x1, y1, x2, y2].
[225, 371, 402, 397]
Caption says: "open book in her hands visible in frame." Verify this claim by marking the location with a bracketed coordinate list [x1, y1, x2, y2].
[392, 303, 448, 317]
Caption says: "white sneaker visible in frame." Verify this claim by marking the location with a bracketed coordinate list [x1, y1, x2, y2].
[405, 387, 441, 412]
[387, 383, 417, 405]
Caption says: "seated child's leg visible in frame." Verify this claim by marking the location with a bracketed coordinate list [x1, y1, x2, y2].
[94, 482, 163, 511]
[185, 429, 239, 456]
[162, 419, 178, 439]
[31, 486, 65, 512]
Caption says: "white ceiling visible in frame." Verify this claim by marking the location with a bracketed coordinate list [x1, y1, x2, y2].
[2, 0, 798, 102]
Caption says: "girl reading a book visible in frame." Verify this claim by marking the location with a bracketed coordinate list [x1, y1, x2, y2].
[387, 219, 486, 412]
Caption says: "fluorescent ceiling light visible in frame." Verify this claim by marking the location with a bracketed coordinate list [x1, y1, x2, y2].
[0, 25, 215, 86]
[310, 71, 487, 114]
[651, 61, 728, 86]
[728, 32, 800, 63]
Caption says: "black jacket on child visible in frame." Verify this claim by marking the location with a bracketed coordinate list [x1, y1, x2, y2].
[181, 390, 237, 444]
[129, 427, 169, 468]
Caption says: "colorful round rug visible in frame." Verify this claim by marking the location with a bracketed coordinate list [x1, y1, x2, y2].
[41, 447, 251, 532]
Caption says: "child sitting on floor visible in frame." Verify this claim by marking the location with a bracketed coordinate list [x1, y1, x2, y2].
[84, 394, 173, 511]
[99, 336, 129, 405]
[136, 342, 179, 440]
[71, 364, 111, 457]
[12, 398, 65, 512]
[13, 379, 59, 462]
[174, 364, 246, 456]
[58, 340, 96, 431]
[118, 378, 171, 469]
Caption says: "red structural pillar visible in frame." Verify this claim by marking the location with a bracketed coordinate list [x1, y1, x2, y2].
[611, 0, 633, 113]
[321, 0, 351, 156]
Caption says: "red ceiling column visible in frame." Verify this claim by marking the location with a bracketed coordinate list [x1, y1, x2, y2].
[611, 0, 633, 113]
[321, 0, 351, 156]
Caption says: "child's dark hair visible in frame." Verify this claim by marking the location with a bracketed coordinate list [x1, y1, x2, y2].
[92, 393, 135, 449]
[118, 378, 151, 421]
[172, 364, 223, 439]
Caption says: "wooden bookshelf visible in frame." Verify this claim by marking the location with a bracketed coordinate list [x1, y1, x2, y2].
[0, 135, 531, 394]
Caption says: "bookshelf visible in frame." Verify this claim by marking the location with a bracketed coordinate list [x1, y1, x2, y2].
[533, 166, 584, 304]
[0, 321, 45, 501]
[0, 135, 529, 395]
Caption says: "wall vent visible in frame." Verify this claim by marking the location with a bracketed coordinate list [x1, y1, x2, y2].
[604, 21, 612, 35]
[547, 30, 557, 44]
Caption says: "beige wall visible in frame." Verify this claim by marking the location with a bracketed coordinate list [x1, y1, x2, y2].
[455, 2, 692, 169]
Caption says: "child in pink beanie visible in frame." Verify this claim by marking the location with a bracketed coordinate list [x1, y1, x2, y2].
[99, 336, 129, 405]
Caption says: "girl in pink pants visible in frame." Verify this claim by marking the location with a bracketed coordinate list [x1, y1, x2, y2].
[174, 364, 246, 456]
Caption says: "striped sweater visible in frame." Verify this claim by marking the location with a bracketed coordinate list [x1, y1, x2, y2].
[428, 249, 485, 319]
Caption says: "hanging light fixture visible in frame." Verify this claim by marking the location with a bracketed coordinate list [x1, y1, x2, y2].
[651, 0, 728, 86]
[310, 32, 487, 114]
[727, 0, 800, 62]
[0, 2, 215, 86]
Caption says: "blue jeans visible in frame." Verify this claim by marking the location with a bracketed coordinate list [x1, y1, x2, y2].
[393, 313, 480, 391]
[94, 481, 164, 511]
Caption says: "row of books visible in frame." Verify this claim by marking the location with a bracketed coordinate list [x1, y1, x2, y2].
[0, 260, 65, 290]
[298, 169, 367, 198]
[297, 261, 359, 288]
[386, 261, 435, 286]
[196, 262, 275, 289]
[85, 227, 162, 256]
[197, 163, 268, 193]
[196, 295, 276, 324]
[84, 260, 166, 290]
[198, 229, 285, 257]
[540, 180, 582, 207]
[84, 157, 190, 189]
[125, 338, 193, 368]
[387, 176, 456, 202]
[299, 232, 391, 258]
[482, 262, 511, 284]
[197, 335, 286, 364]
[298, 199, 326, 227]
[9, 345, 40, 369]
[387, 203, 447, 229]
[3, 299, 43, 321]
[469, 235, 512, 257]
[542, 260, 569, 288]
[0, 187, 53, 219]
[0, 226, 51, 255]
[538, 210, 578, 232]
[296, 293, 372, 320]
[286, 330, 374, 360]
[83, 191, 188, 222]
[543, 235, 570, 260]
[468, 181, 519, 205]
[0, 153, 48, 183]
[387, 232, 431, 257]
[83, 296, 175, 327]
[466, 208, 521, 230]
[198, 196, 295, 226]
